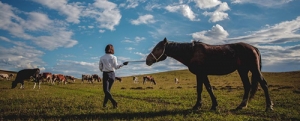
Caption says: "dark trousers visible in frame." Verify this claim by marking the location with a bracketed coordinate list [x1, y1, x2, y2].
[102, 71, 116, 106]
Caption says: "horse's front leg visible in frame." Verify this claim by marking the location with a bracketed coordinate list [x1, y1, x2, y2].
[203, 76, 218, 110]
[193, 75, 204, 110]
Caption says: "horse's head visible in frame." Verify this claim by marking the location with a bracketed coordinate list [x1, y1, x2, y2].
[146, 38, 168, 66]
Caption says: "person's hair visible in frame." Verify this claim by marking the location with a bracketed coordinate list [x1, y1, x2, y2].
[105, 44, 114, 54]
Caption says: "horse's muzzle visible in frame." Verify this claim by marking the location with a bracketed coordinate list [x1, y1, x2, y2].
[146, 60, 153, 66]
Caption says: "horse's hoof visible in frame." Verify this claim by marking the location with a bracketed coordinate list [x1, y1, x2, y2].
[192, 107, 200, 110]
[265, 102, 274, 112]
[265, 107, 274, 112]
[192, 106, 201, 110]
[235, 106, 243, 111]
[210, 107, 217, 111]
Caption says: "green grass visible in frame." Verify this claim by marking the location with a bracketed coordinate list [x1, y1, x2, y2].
[0, 70, 299, 120]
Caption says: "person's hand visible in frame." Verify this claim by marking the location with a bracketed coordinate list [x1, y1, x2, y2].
[123, 62, 129, 65]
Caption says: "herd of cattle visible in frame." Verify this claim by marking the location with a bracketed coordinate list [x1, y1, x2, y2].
[3, 68, 105, 89]
[1, 68, 179, 89]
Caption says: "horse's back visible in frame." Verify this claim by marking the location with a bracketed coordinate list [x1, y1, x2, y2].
[190, 42, 259, 75]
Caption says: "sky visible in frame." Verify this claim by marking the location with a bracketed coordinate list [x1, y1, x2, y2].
[0, 0, 299, 78]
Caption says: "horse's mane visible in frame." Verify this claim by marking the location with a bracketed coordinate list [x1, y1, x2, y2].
[166, 41, 195, 55]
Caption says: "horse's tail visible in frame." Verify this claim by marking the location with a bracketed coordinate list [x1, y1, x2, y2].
[249, 47, 261, 100]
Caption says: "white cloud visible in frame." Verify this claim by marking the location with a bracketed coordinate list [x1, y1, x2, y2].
[121, 0, 146, 9]
[227, 16, 300, 44]
[134, 52, 147, 57]
[145, 2, 162, 11]
[0, 2, 78, 50]
[31, 0, 83, 23]
[0, 36, 11, 42]
[23, 12, 52, 31]
[192, 24, 229, 44]
[165, 4, 199, 21]
[193, 0, 222, 9]
[122, 39, 134, 43]
[91, 0, 122, 31]
[217, 2, 230, 11]
[0, 37, 45, 71]
[226, 17, 300, 72]
[50, 60, 99, 77]
[32, 0, 122, 31]
[231, 0, 293, 7]
[122, 36, 146, 44]
[202, 2, 230, 22]
[131, 14, 156, 25]
[99, 29, 105, 33]
[135, 36, 146, 42]
[126, 47, 135, 51]
[34, 30, 78, 50]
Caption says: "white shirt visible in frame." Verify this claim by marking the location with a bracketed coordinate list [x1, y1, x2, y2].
[99, 54, 123, 72]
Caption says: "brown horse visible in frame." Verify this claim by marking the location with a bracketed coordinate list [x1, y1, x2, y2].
[146, 38, 273, 111]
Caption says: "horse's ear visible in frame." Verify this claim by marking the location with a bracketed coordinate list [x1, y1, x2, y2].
[163, 37, 168, 43]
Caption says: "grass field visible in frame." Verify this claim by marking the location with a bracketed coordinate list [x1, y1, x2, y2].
[0, 69, 300, 120]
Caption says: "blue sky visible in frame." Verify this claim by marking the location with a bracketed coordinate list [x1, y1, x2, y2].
[0, 0, 299, 78]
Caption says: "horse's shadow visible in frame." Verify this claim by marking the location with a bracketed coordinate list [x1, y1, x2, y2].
[3, 109, 271, 120]
[2, 109, 200, 120]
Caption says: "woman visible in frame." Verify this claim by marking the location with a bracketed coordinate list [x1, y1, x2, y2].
[99, 44, 128, 108]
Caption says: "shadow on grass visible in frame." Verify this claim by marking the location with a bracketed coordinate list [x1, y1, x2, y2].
[2, 109, 200, 120]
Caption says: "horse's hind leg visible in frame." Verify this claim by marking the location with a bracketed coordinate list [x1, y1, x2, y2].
[253, 71, 273, 111]
[236, 69, 251, 110]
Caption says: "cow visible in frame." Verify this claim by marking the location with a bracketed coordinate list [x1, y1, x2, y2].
[41, 72, 52, 83]
[53, 74, 67, 85]
[65, 75, 76, 82]
[133, 76, 138, 83]
[175, 78, 179, 84]
[92, 74, 101, 82]
[115, 77, 122, 82]
[11, 68, 40, 89]
[0, 74, 9, 80]
[143, 76, 156, 85]
[8, 74, 14, 80]
[82, 74, 93, 83]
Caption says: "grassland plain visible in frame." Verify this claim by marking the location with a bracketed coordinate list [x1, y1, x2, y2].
[0, 69, 299, 120]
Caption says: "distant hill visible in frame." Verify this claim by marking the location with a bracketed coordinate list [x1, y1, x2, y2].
[0, 70, 16, 74]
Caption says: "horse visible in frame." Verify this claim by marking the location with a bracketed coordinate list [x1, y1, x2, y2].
[146, 38, 273, 111]
[143, 76, 156, 85]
